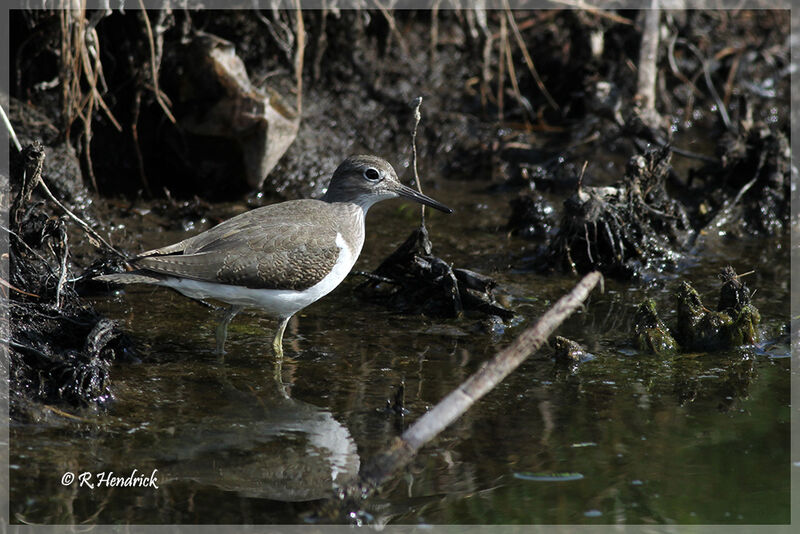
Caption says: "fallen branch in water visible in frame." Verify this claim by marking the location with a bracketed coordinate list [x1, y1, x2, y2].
[358, 270, 603, 491]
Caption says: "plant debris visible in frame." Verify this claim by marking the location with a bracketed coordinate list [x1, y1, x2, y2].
[551, 335, 589, 364]
[357, 224, 514, 321]
[634, 299, 678, 355]
[7, 142, 133, 415]
[691, 120, 790, 237]
[546, 146, 693, 279]
[633, 266, 760, 354]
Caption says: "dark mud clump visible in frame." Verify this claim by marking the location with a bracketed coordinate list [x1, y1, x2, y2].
[7, 142, 133, 416]
[507, 190, 557, 240]
[689, 119, 790, 237]
[552, 335, 589, 364]
[357, 224, 514, 321]
[546, 147, 693, 279]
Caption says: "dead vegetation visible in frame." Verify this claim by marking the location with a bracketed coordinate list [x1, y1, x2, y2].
[6, 142, 132, 414]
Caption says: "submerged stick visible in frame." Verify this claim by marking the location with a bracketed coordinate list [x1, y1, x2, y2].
[360, 271, 603, 489]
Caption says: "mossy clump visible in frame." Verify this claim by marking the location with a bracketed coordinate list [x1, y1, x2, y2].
[634, 299, 678, 355]
[634, 266, 760, 355]
[717, 265, 761, 346]
[552, 336, 588, 364]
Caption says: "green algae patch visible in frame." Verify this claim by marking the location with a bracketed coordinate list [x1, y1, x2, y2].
[634, 299, 678, 355]
[634, 267, 760, 355]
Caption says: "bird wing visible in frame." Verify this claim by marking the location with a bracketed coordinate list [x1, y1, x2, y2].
[134, 200, 343, 290]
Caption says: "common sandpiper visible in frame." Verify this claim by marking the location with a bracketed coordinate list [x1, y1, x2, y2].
[97, 155, 452, 356]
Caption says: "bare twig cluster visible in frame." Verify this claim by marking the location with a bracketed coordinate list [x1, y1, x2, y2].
[58, 7, 121, 191]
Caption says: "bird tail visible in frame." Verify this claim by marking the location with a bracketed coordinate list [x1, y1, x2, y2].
[94, 271, 165, 285]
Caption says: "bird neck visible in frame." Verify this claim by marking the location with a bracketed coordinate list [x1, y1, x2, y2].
[326, 201, 366, 257]
[322, 190, 386, 214]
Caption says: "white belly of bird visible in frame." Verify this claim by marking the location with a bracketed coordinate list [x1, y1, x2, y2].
[157, 233, 357, 319]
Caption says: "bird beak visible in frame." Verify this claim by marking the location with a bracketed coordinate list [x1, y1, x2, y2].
[395, 183, 453, 214]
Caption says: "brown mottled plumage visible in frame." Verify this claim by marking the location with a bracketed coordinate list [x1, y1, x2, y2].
[97, 155, 452, 356]
[130, 201, 363, 291]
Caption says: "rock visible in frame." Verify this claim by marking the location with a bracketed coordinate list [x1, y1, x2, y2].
[162, 32, 299, 192]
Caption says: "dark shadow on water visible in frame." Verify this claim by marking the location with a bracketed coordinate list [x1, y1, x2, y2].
[10, 353, 361, 523]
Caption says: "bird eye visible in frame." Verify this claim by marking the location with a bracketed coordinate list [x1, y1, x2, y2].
[364, 168, 381, 181]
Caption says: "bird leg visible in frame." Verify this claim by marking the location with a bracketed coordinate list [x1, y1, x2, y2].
[272, 351, 290, 399]
[272, 316, 291, 358]
[215, 304, 243, 355]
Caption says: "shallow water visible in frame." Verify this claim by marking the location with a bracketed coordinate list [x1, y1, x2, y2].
[9, 175, 791, 525]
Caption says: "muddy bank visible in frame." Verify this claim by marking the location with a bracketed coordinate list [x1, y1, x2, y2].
[6, 142, 133, 417]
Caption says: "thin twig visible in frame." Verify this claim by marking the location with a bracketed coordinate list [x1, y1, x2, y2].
[0, 277, 40, 298]
[59, 8, 82, 138]
[53, 227, 69, 309]
[502, 22, 532, 126]
[373, 0, 410, 57]
[353, 271, 400, 285]
[504, 5, 559, 111]
[430, 0, 441, 65]
[477, 7, 492, 110]
[489, 12, 561, 39]
[0, 103, 22, 152]
[497, 14, 507, 120]
[138, 1, 176, 124]
[38, 173, 127, 259]
[411, 97, 425, 227]
[256, 9, 295, 64]
[667, 33, 703, 98]
[79, 75, 99, 192]
[294, 0, 305, 117]
[42, 404, 97, 423]
[130, 90, 152, 196]
[82, 25, 122, 131]
[675, 37, 733, 130]
[550, 0, 635, 26]
[636, 2, 660, 121]
[722, 49, 743, 109]
[311, 8, 328, 81]
[577, 160, 588, 191]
